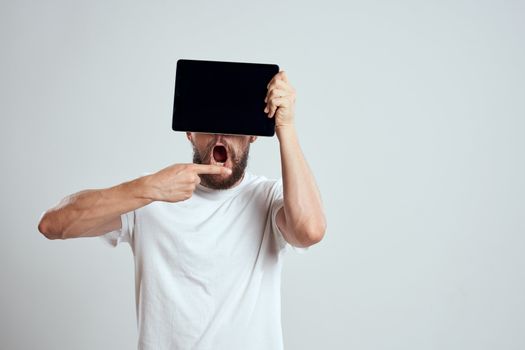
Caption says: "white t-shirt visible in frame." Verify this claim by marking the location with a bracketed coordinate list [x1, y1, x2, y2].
[100, 171, 307, 350]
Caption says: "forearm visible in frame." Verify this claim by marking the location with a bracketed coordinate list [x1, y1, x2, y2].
[276, 126, 326, 236]
[39, 162, 230, 239]
[39, 176, 152, 239]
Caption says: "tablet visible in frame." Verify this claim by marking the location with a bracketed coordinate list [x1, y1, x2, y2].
[172, 59, 279, 137]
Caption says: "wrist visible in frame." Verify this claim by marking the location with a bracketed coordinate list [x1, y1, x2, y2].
[126, 176, 156, 204]
[275, 124, 297, 140]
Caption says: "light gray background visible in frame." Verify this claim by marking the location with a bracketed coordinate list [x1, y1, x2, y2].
[1, 0, 524, 349]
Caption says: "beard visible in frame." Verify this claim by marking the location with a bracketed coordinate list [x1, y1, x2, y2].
[192, 140, 250, 190]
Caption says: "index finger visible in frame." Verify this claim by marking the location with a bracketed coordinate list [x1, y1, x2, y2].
[191, 164, 232, 175]
[278, 70, 289, 83]
[267, 70, 288, 88]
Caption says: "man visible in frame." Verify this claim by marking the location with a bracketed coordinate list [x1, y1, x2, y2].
[38, 71, 326, 350]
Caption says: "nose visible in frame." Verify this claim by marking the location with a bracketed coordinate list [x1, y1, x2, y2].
[216, 134, 227, 142]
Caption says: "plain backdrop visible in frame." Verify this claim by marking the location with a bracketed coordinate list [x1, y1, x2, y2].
[1, 0, 524, 349]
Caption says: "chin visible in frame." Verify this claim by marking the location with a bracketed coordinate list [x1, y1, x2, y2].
[214, 172, 231, 180]
[201, 169, 243, 190]
[193, 142, 249, 190]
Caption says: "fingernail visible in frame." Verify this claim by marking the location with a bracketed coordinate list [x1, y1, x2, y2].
[264, 106, 268, 113]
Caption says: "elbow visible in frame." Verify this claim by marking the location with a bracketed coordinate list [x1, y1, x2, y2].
[308, 222, 327, 245]
[38, 213, 63, 240]
[297, 218, 327, 247]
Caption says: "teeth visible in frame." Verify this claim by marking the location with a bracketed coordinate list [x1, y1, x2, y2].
[217, 162, 224, 166]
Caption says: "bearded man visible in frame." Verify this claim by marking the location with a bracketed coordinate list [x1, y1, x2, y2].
[38, 70, 326, 350]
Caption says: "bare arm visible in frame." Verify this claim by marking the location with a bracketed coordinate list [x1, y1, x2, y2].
[275, 126, 326, 247]
[264, 71, 327, 248]
[38, 179, 151, 240]
[38, 163, 232, 240]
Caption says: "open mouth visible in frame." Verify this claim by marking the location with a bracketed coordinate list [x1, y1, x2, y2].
[212, 145, 228, 164]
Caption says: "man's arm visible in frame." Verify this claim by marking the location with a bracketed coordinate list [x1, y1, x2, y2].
[265, 71, 327, 248]
[38, 163, 231, 240]
[38, 181, 151, 240]
[275, 126, 326, 247]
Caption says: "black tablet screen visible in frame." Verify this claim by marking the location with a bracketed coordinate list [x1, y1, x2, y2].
[173, 59, 279, 137]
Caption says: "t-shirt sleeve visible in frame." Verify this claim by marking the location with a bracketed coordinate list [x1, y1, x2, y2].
[270, 180, 309, 255]
[99, 211, 135, 247]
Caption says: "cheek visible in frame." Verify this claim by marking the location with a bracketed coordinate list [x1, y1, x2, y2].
[232, 144, 249, 159]
[197, 138, 215, 151]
